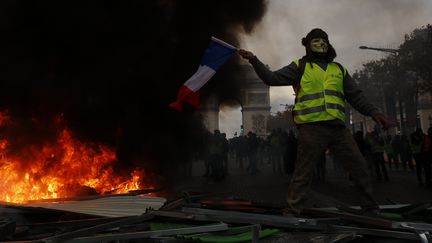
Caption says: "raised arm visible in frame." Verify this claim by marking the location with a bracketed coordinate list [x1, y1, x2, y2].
[239, 49, 298, 86]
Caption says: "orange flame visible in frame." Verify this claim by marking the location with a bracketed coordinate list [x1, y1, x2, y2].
[0, 111, 153, 203]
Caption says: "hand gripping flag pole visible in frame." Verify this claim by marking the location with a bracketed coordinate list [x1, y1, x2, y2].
[169, 37, 238, 112]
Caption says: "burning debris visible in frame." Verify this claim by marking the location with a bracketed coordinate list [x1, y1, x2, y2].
[0, 110, 156, 203]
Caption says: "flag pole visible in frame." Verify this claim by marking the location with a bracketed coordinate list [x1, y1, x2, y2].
[211, 36, 240, 51]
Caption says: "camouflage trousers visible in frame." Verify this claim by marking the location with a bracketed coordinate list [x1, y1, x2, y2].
[287, 124, 378, 214]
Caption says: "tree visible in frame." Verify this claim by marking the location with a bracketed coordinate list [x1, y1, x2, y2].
[353, 25, 432, 133]
[267, 105, 295, 132]
[399, 24, 432, 94]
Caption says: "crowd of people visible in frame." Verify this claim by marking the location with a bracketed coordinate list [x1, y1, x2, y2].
[199, 129, 297, 181]
[357, 127, 432, 187]
[198, 126, 432, 189]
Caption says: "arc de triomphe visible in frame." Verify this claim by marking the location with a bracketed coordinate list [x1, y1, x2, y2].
[200, 64, 271, 137]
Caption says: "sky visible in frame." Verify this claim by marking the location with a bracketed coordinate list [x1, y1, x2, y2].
[219, 0, 432, 138]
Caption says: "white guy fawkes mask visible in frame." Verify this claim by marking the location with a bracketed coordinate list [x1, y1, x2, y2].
[310, 38, 328, 53]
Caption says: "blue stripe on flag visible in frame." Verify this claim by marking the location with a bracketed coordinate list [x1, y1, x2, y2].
[200, 39, 236, 71]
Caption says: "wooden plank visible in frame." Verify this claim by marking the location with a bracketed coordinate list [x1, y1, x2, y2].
[25, 189, 161, 203]
[330, 225, 419, 241]
[37, 212, 154, 243]
[64, 223, 229, 243]
[153, 210, 323, 230]
[20, 217, 128, 229]
[182, 207, 317, 226]
[161, 198, 185, 211]
[303, 208, 396, 229]
[19, 196, 166, 218]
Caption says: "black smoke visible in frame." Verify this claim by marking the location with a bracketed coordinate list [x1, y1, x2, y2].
[0, 0, 267, 181]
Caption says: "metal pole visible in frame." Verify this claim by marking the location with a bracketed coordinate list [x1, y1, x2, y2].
[65, 223, 229, 243]
[398, 93, 406, 134]
[394, 53, 406, 135]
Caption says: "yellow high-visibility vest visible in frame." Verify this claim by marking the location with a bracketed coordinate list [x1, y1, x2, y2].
[293, 60, 346, 124]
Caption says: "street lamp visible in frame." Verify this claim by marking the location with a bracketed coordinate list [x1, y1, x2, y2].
[359, 46, 399, 54]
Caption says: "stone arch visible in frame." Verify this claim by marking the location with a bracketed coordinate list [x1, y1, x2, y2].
[200, 64, 271, 137]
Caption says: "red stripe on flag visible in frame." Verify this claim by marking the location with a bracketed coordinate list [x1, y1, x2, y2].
[169, 85, 200, 112]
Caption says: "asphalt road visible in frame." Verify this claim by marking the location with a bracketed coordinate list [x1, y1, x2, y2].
[173, 157, 432, 208]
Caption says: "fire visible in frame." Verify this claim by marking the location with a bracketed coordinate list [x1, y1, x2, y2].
[0, 111, 153, 203]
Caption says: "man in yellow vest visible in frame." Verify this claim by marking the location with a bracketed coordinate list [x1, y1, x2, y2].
[239, 28, 389, 215]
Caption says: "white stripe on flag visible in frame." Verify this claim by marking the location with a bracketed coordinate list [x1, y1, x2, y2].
[184, 65, 216, 92]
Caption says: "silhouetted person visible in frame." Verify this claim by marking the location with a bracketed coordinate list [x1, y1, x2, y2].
[400, 134, 413, 172]
[384, 135, 396, 170]
[422, 127, 432, 188]
[392, 134, 402, 170]
[207, 130, 225, 181]
[269, 129, 285, 175]
[284, 130, 297, 175]
[354, 131, 368, 155]
[202, 130, 212, 177]
[221, 133, 229, 176]
[367, 128, 389, 182]
[354, 131, 372, 181]
[235, 135, 248, 169]
[246, 132, 260, 175]
[411, 128, 425, 186]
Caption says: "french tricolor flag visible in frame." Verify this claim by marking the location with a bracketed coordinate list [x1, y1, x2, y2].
[169, 37, 238, 112]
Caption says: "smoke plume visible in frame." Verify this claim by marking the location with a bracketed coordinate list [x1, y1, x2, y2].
[0, 0, 267, 180]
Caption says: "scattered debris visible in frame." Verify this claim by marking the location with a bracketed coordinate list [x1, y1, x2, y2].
[1, 192, 432, 242]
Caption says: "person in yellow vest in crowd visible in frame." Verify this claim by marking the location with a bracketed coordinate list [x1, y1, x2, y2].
[239, 28, 389, 216]
[366, 126, 389, 182]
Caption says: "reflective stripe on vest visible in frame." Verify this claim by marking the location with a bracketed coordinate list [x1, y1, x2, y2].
[293, 60, 346, 124]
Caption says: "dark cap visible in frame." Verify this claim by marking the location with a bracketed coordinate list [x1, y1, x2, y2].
[301, 28, 329, 46]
